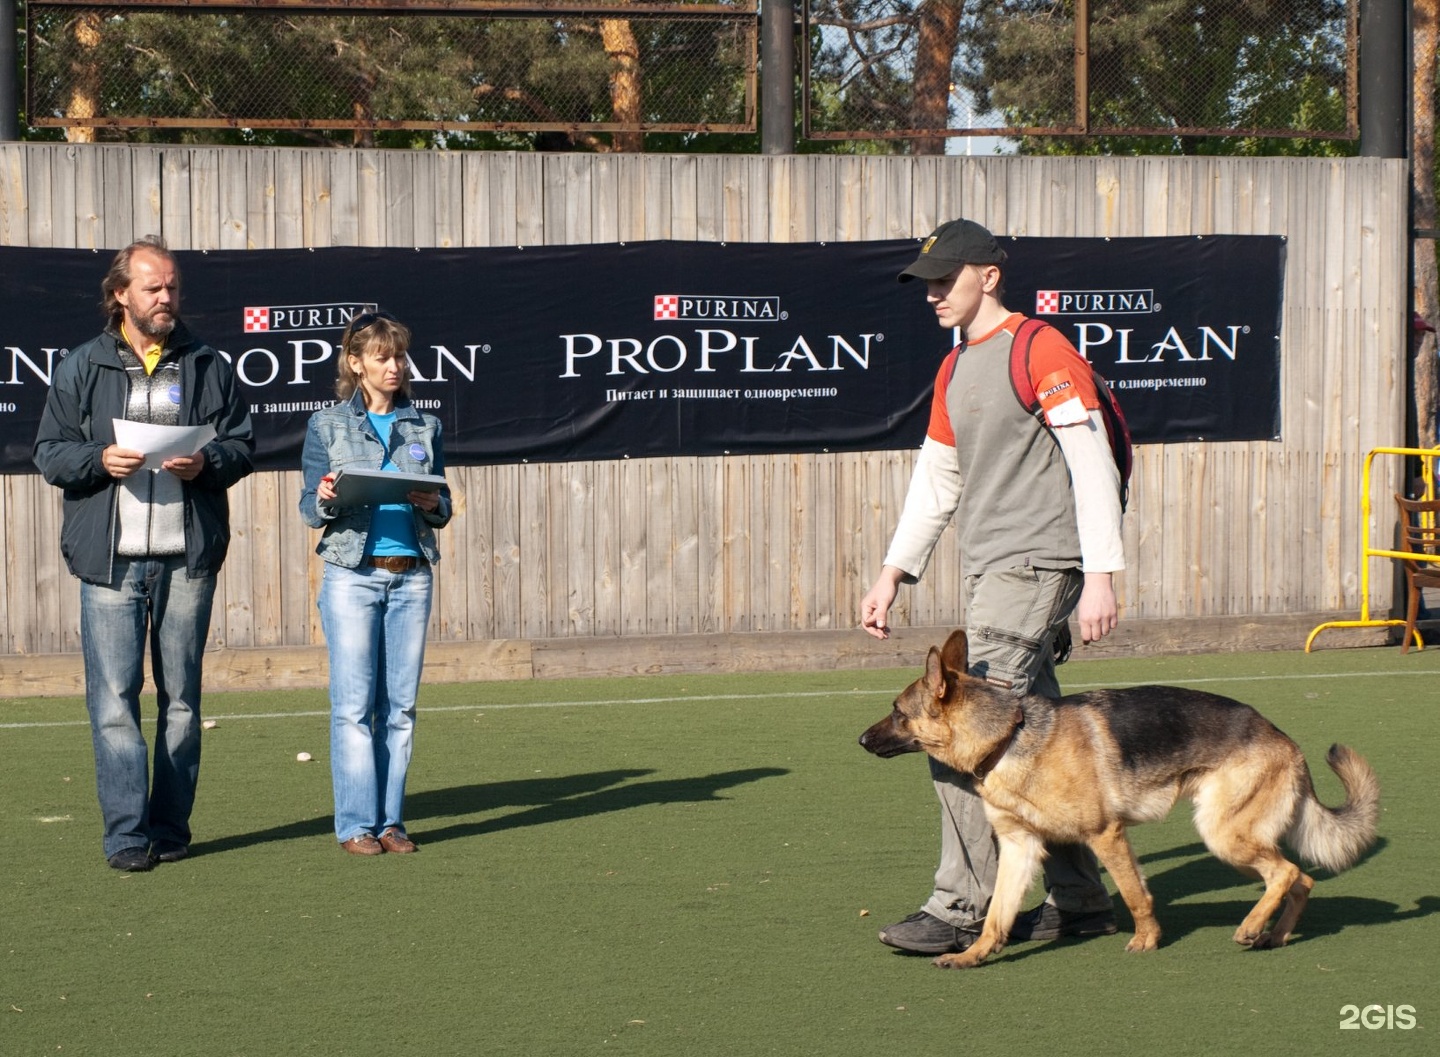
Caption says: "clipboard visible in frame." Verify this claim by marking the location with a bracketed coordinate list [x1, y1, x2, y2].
[330, 468, 446, 507]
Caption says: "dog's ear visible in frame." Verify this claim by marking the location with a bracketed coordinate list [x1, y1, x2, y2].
[922, 644, 946, 697]
[940, 629, 969, 676]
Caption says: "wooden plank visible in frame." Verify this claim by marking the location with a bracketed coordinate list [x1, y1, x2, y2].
[300, 150, 333, 249]
[642, 156, 673, 239]
[514, 154, 543, 245]
[48, 145, 80, 249]
[722, 454, 752, 631]
[696, 455, 725, 633]
[71, 145, 103, 250]
[0, 144, 27, 246]
[615, 154, 647, 242]
[588, 154, 620, 245]
[670, 456, 699, 634]
[618, 457, 649, 634]
[272, 150, 305, 249]
[187, 149, 223, 251]
[430, 466, 465, 643]
[695, 156, 724, 242]
[160, 149, 193, 247]
[428, 150, 461, 249]
[760, 154, 786, 242]
[669, 155, 699, 241]
[490, 462, 522, 638]
[99, 147, 135, 248]
[374, 149, 408, 248]
[243, 149, 275, 250]
[217, 149, 250, 250]
[543, 462, 569, 635]
[23, 147, 54, 248]
[789, 454, 813, 630]
[592, 459, 621, 634]
[516, 462, 550, 638]
[560, 153, 594, 244]
[328, 151, 362, 247]
[455, 465, 492, 641]
[645, 457, 675, 634]
[566, 461, 596, 635]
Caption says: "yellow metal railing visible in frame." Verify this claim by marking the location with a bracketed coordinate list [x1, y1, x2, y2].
[1306, 446, 1440, 652]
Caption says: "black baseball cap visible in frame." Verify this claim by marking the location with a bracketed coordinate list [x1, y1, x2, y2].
[897, 219, 1007, 282]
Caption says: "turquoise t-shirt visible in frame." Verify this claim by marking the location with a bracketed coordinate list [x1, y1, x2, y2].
[364, 410, 421, 558]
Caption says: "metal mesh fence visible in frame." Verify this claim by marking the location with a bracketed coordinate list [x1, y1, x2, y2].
[803, 0, 1356, 146]
[26, 2, 757, 137]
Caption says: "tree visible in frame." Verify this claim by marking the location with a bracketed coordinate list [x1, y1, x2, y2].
[1415, 0, 1438, 450]
[806, 0, 1353, 157]
[958, 0, 1351, 156]
[23, 7, 753, 151]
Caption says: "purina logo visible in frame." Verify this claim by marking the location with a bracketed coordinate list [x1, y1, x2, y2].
[653, 294, 784, 323]
[1035, 289, 1158, 315]
[241, 302, 376, 334]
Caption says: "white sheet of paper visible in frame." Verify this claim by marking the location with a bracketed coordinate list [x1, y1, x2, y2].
[112, 420, 218, 472]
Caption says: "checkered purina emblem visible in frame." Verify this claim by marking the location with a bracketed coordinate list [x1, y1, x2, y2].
[1035, 290, 1059, 315]
[243, 306, 270, 332]
[654, 295, 679, 320]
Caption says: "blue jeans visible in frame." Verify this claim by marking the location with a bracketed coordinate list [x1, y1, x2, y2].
[318, 561, 433, 843]
[80, 557, 215, 859]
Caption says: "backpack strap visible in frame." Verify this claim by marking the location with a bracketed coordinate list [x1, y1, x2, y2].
[1006, 316, 1050, 414]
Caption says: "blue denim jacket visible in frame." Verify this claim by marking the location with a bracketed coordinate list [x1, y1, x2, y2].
[299, 391, 452, 568]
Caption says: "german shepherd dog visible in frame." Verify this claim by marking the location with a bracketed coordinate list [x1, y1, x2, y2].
[859, 630, 1380, 969]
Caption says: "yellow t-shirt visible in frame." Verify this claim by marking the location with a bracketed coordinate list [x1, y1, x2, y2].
[120, 323, 164, 375]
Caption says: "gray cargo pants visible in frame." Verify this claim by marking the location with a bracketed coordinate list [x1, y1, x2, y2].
[920, 564, 1114, 928]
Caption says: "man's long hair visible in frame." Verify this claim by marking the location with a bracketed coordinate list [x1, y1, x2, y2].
[101, 235, 178, 328]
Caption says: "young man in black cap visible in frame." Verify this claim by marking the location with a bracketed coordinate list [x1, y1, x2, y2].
[859, 218, 1126, 953]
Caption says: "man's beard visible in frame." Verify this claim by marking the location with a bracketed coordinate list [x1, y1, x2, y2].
[133, 306, 178, 340]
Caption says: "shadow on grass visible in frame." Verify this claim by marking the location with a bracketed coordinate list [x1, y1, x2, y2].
[195, 766, 789, 854]
[966, 836, 1436, 965]
[416, 767, 790, 844]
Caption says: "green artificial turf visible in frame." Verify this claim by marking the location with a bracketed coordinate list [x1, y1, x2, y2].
[2, 646, 1437, 1056]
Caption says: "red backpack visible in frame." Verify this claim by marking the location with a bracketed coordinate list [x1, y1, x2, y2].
[939, 317, 1133, 511]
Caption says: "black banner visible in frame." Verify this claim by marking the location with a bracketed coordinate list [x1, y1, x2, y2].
[0, 236, 1282, 474]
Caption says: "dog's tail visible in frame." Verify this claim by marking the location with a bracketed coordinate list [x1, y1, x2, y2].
[1287, 744, 1380, 874]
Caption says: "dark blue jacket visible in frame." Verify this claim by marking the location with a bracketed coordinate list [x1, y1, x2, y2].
[32, 322, 255, 584]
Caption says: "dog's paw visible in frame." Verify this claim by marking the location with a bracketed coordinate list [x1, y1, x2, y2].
[933, 950, 985, 970]
[1249, 931, 1287, 950]
[1124, 933, 1159, 953]
[1232, 927, 1261, 947]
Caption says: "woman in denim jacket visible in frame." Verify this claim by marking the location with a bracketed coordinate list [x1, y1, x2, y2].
[299, 310, 452, 856]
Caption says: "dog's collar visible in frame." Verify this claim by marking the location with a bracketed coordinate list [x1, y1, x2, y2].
[974, 704, 1025, 781]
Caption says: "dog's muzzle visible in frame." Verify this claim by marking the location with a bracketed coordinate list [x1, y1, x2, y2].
[859, 714, 922, 758]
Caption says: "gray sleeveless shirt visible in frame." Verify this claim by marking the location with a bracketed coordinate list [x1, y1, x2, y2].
[943, 325, 1081, 576]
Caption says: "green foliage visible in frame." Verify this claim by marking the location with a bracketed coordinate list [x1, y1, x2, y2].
[963, 0, 1353, 156]
[20, 9, 754, 150]
[805, 0, 1356, 157]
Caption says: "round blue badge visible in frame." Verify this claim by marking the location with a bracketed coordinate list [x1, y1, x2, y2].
[408, 444, 427, 463]
[168, 385, 182, 403]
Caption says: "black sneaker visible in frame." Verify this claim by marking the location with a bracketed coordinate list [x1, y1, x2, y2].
[152, 843, 189, 863]
[1009, 902, 1116, 942]
[107, 847, 155, 872]
[878, 911, 980, 955]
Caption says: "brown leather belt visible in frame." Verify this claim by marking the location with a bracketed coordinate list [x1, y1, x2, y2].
[367, 555, 424, 573]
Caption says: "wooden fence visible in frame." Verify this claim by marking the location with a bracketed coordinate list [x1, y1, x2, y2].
[0, 147, 1412, 691]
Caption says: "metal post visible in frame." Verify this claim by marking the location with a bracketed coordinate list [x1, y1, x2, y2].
[0, 0, 19, 141]
[1358, 0, 1407, 158]
[760, 0, 795, 155]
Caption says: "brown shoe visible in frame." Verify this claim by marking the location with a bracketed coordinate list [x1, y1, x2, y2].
[378, 828, 417, 854]
[341, 834, 384, 856]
